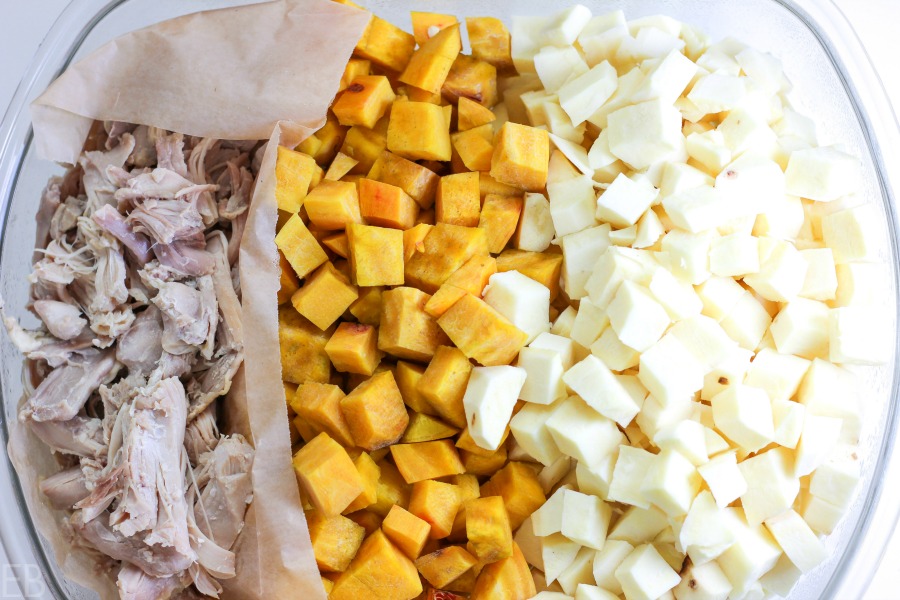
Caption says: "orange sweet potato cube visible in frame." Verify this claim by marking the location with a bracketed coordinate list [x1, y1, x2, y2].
[333, 75, 397, 129]
[347, 223, 405, 287]
[338, 57, 371, 93]
[415, 546, 478, 589]
[490, 122, 549, 193]
[410, 11, 457, 47]
[449, 473, 481, 542]
[391, 440, 466, 483]
[400, 24, 462, 94]
[277, 251, 301, 305]
[479, 194, 524, 254]
[325, 322, 383, 376]
[330, 530, 423, 600]
[378, 287, 449, 362]
[406, 85, 444, 104]
[359, 178, 420, 229]
[275, 213, 328, 279]
[351, 12, 417, 73]
[387, 101, 452, 162]
[304, 180, 363, 230]
[307, 510, 366, 572]
[437, 294, 527, 366]
[405, 223, 490, 293]
[340, 120, 389, 174]
[469, 543, 535, 600]
[466, 496, 513, 563]
[479, 172, 520, 200]
[345, 451, 382, 514]
[465, 17, 514, 73]
[279, 307, 332, 384]
[291, 382, 355, 447]
[350, 285, 384, 325]
[403, 223, 433, 262]
[291, 262, 359, 330]
[401, 412, 459, 444]
[480, 462, 545, 530]
[442, 54, 498, 107]
[496, 249, 563, 301]
[322, 232, 349, 258]
[416, 345, 472, 428]
[339, 370, 409, 451]
[294, 432, 365, 518]
[371, 460, 412, 517]
[409, 480, 461, 540]
[383, 505, 432, 560]
[457, 97, 496, 132]
[452, 125, 494, 173]
[325, 151, 360, 181]
[293, 415, 319, 444]
[321, 576, 334, 595]
[437, 172, 481, 227]
[347, 510, 383, 537]
[395, 360, 434, 414]
[368, 151, 439, 209]
[424, 254, 497, 318]
[310, 115, 348, 165]
[462, 446, 508, 477]
[276, 146, 317, 213]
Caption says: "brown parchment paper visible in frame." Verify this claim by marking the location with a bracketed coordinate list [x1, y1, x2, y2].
[10, 0, 370, 598]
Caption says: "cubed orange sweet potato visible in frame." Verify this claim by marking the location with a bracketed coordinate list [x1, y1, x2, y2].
[406, 85, 444, 104]
[449, 473, 482, 542]
[277, 251, 301, 305]
[345, 451, 382, 513]
[462, 446, 509, 477]
[322, 232, 349, 258]
[276, 146, 317, 213]
[479, 193, 523, 254]
[294, 432, 365, 518]
[416, 546, 478, 589]
[409, 480, 461, 540]
[341, 121, 388, 174]
[340, 370, 409, 451]
[480, 462, 545, 530]
[457, 97, 496, 132]
[293, 414, 319, 444]
[325, 151, 360, 181]
[333, 75, 396, 129]
[442, 54, 498, 107]
[403, 223, 433, 262]
[496, 249, 563, 301]
[279, 307, 332, 384]
[424, 254, 497, 317]
[359, 178, 419, 229]
[383, 505, 432, 560]
[330, 530, 423, 600]
[321, 576, 334, 595]
[456, 426, 510, 458]
[437, 294, 527, 366]
[291, 262, 359, 331]
[411, 11, 457, 47]
[325, 322, 383, 376]
[378, 287, 449, 362]
[350, 286, 384, 325]
[405, 223, 490, 293]
[351, 12, 417, 73]
[303, 113, 347, 167]
[304, 180, 363, 230]
[291, 382, 354, 447]
[400, 24, 462, 94]
[469, 543, 535, 600]
[416, 345, 472, 428]
[338, 58, 371, 93]
[387, 101, 452, 162]
[347, 510, 383, 537]
[368, 151, 439, 209]
[490, 122, 549, 193]
[465, 17, 514, 72]
[437, 172, 481, 227]
[452, 125, 495, 173]
[275, 213, 328, 279]
[391, 440, 466, 483]
[371, 460, 412, 517]
[347, 223, 405, 287]
[479, 172, 520, 200]
[395, 360, 434, 415]
[307, 510, 366, 572]
[466, 496, 513, 563]
[401, 412, 459, 444]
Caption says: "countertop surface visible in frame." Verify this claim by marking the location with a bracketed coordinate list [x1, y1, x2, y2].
[1, 1, 899, 598]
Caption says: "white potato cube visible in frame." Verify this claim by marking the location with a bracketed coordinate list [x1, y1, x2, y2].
[674, 560, 733, 600]
[753, 194, 805, 240]
[615, 544, 681, 600]
[588, 67, 646, 129]
[535, 45, 590, 92]
[743, 237, 807, 302]
[515, 516, 544, 570]
[717, 508, 782, 599]
[638, 335, 706, 407]
[539, 455, 573, 495]
[647, 267, 703, 321]
[510, 15, 545, 73]
[518, 192, 556, 252]
[697, 451, 747, 508]
[586, 246, 658, 307]
[546, 101, 588, 144]
[533, 486, 569, 537]
[709, 233, 759, 277]
[784, 145, 861, 202]
[607, 99, 684, 170]
[562, 489, 613, 549]
[561, 224, 612, 300]
[662, 185, 735, 234]
[714, 153, 785, 217]
[608, 445, 656, 508]
[590, 327, 640, 371]
[540, 3, 593, 46]
[829, 306, 890, 365]
[655, 419, 708, 466]
[549, 175, 600, 238]
[717, 107, 777, 157]
[521, 89, 559, 128]
[462, 366, 528, 451]
[608, 281, 671, 352]
[543, 532, 583, 584]
[659, 229, 717, 284]
[711, 384, 774, 453]
[588, 127, 617, 171]
[771, 398, 806, 449]
[546, 396, 625, 468]
[765, 509, 827, 573]
[531, 332, 578, 369]
[759, 554, 803, 598]
[769, 297, 830, 359]
[552, 305, 578, 337]
[795, 414, 843, 477]
[576, 453, 617, 500]
[797, 358, 861, 437]
[688, 73, 746, 115]
[800, 492, 844, 534]
[634, 209, 666, 249]
[743, 347, 810, 402]
[518, 347, 567, 406]
[635, 395, 696, 441]
[596, 173, 659, 228]
[686, 130, 732, 175]
[701, 346, 753, 400]
[641, 449, 702, 516]
[738, 448, 800, 525]
[510, 400, 564, 466]
[559, 547, 598, 595]
[668, 314, 737, 371]
[559, 61, 618, 125]
[704, 427, 732, 457]
[799, 247, 837, 300]
[631, 49, 699, 105]
[736, 47, 788, 95]
[822, 204, 878, 264]
[484, 271, 550, 344]
[719, 292, 772, 350]
[833, 262, 880, 306]
[660, 161, 714, 198]
[680, 490, 737, 564]
[532, 591, 571, 600]
[608, 505, 669, 545]
[809, 446, 860, 508]
[578, 10, 628, 62]
[575, 584, 619, 600]
[593, 539, 634, 595]
[564, 355, 641, 426]
[695, 276, 745, 321]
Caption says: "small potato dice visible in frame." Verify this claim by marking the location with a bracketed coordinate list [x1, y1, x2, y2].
[378, 287, 449, 362]
[330, 529, 423, 600]
[490, 122, 550, 193]
[275, 146, 317, 213]
[347, 223, 404, 287]
[409, 480, 462, 540]
[291, 262, 359, 331]
[383, 505, 432, 560]
[401, 412, 460, 443]
[469, 543, 535, 600]
[480, 462, 546, 530]
[400, 24, 462, 94]
[442, 54, 498, 107]
[391, 440, 466, 483]
[452, 125, 495, 172]
[479, 194, 524, 254]
[293, 432, 365, 518]
[466, 496, 513, 563]
[345, 452, 381, 513]
[405, 223, 490, 293]
[410, 11, 457, 46]
[437, 294, 528, 366]
[417, 345, 472, 428]
[332, 75, 396, 129]
[307, 510, 366, 572]
[437, 172, 481, 226]
[457, 97, 496, 131]
[325, 322, 383, 376]
[465, 17, 513, 72]
[291, 382, 354, 447]
[304, 181, 363, 230]
[388, 101, 452, 162]
[358, 178, 419, 229]
[277, 251, 300, 305]
[279, 307, 332, 384]
[496, 249, 563, 301]
[369, 150, 439, 209]
[416, 546, 478, 589]
[350, 11, 416, 73]
[340, 370, 409, 451]
[275, 213, 328, 279]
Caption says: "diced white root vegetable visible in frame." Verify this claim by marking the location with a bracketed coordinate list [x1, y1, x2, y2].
[540, 3, 594, 46]
[564, 355, 641, 426]
[552, 305, 578, 337]
[607, 282, 671, 352]
[586, 246, 658, 308]
[686, 130, 732, 174]
[784, 145, 861, 202]
[561, 225, 612, 300]
[462, 366, 528, 451]
[607, 99, 684, 170]
[719, 292, 772, 350]
[695, 276, 744, 321]
[522, 90, 560, 127]
[593, 539, 634, 595]
[516, 516, 545, 570]
[519, 347, 567, 406]
[759, 553, 803, 598]
[576, 453, 617, 500]
[634, 209, 665, 248]
[558, 61, 618, 125]
[510, 15, 546, 73]
[578, 10, 629, 65]
[833, 262, 880, 307]
[800, 492, 844, 535]
[660, 162, 713, 199]
[821, 204, 878, 263]
[794, 414, 843, 477]
[569, 300, 609, 352]
[662, 185, 735, 233]
[590, 326, 640, 371]
[711, 385, 774, 453]
[535, 45, 590, 92]
[716, 508, 782, 598]
[638, 335, 705, 407]
[540, 455, 573, 495]
[738, 448, 800, 525]
[641, 449, 702, 516]
[550, 133, 593, 174]
[533, 486, 570, 537]
[655, 420, 708, 466]
[562, 490, 613, 549]
[771, 398, 806, 449]
[518, 192, 556, 252]
[736, 47, 788, 95]
[549, 174, 599, 238]
[588, 68, 647, 130]
[680, 490, 737, 565]
[687, 73, 746, 114]
[647, 267, 703, 321]
[531, 591, 573, 600]
[769, 297, 830, 359]
[575, 584, 619, 600]
[559, 547, 598, 595]
[743, 238, 807, 302]
[829, 306, 891, 365]
[674, 560, 733, 600]
[511, 400, 565, 466]
[596, 173, 659, 228]
[484, 271, 550, 344]
[764, 509, 827, 572]
[660, 229, 717, 284]
[635, 395, 695, 442]
[809, 446, 860, 509]
[715, 153, 785, 218]
[743, 347, 810, 402]
[753, 194, 805, 240]
[631, 48, 698, 104]
[697, 451, 747, 508]
[704, 427, 732, 458]
[709, 233, 759, 277]
[531, 332, 578, 369]
[615, 543, 681, 600]
[718, 107, 777, 157]
[543, 532, 583, 584]
[701, 346, 752, 400]
[608, 445, 656, 508]
[667, 314, 736, 371]
[799, 248, 837, 300]
[609, 505, 670, 546]
[546, 396, 625, 468]
[588, 128, 618, 171]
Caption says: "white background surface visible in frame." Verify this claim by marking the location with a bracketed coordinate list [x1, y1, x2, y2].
[1, 0, 899, 598]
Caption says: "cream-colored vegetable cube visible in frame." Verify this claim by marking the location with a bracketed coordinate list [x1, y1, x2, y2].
[800, 492, 844, 534]
[799, 248, 837, 300]
[655, 419, 708, 466]
[484, 270, 551, 345]
[559, 61, 618, 125]
[575, 450, 616, 498]
[532, 485, 569, 537]
[829, 306, 890, 365]
[586, 246, 658, 308]
[667, 314, 737, 371]
[561, 224, 612, 300]
[662, 185, 734, 234]
[833, 262, 879, 307]
[542, 532, 582, 584]
[635, 395, 695, 441]
[531, 332, 577, 369]
[660, 229, 717, 284]
[541, 4, 594, 46]
[569, 297, 609, 349]
[562, 489, 613, 549]
[695, 276, 745, 321]
[588, 128, 618, 171]
[716, 508, 782, 598]
[719, 292, 771, 351]
[608, 445, 655, 508]
[647, 267, 703, 321]
[794, 414, 842, 477]
[552, 305, 578, 337]
[558, 547, 598, 596]
[687, 73, 746, 114]
[518, 192, 556, 252]
[614, 543, 681, 600]
[738, 448, 800, 525]
[753, 194, 804, 240]
[631, 48, 698, 104]
[743, 238, 808, 302]
[704, 427, 732, 457]
[784, 145, 860, 202]
[697, 451, 747, 508]
[607, 99, 684, 170]
[809, 446, 860, 508]
[711, 385, 773, 453]
[714, 153, 784, 216]
[462, 365, 528, 451]
[701, 346, 752, 400]
[510, 400, 563, 466]
[638, 335, 706, 407]
[575, 584, 619, 600]
[634, 209, 665, 249]
[679, 490, 737, 565]
[534, 45, 589, 92]
[759, 553, 803, 598]
[743, 347, 810, 402]
[797, 358, 861, 441]
[577, 10, 628, 65]
[686, 130, 732, 174]
[550, 133, 593, 175]
[659, 161, 713, 198]
[596, 173, 659, 228]
[771, 398, 806, 449]
[641, 449, 702, 516]
[563, 355, 641, 426]
[590, 327, 640, 372]
[539, 455, 573, 495]
[709, 233, 759, 277]
[718, 107, 776, 157]
[607, 281, 671, 352]
[764, 509, 827, 572]
[518, 347, 567, 406]
[592, 539, 632, 595]
[608, 505, 669, 546]
[769, 297, 830, 359]
[546, 396, 625, 468]
[821, 204, 878, 264]
[674, 560, 733, 600]
[549, 174, 600, 238]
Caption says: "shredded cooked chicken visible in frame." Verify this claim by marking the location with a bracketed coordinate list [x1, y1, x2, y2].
[1, 121, 259, 599]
